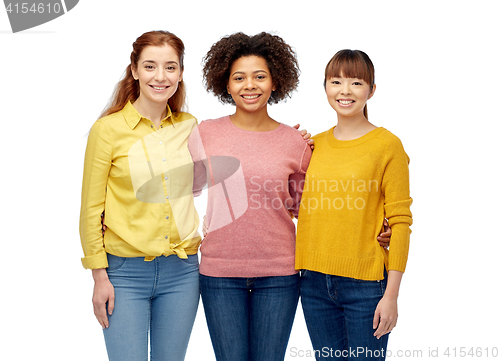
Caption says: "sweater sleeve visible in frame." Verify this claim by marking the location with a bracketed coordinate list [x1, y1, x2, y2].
[382, 136, 413, 273]
[288, 142, 313, 218]
[188, 124, 207, 197]
[79, 119, 112, 269]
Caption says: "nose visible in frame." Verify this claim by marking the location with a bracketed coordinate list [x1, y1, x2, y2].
[155, 68, 167, 82]
[244, 77, 256, 90]
[340, 82, 351, 95]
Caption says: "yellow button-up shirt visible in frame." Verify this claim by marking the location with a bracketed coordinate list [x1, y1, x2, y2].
[80, 101, 201, 269]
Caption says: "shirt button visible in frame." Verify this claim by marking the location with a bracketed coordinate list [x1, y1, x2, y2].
[164, 176, 168, 180]
[159, 141, 163, 145]
[166, 216, 169, 220]
[166, 196, 169, 199]
[163, 158, 166, 162]
[150, 125, 154, 128]
[165, 236, 168, 239]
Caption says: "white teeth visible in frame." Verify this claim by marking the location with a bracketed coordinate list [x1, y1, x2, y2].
[152, 86, 167, 90]
[242, 95, 259, 99]
[338, 100, 354, 105]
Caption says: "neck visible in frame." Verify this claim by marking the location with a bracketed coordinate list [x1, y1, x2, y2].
[132, 96, 168, 128]
[334, 114, 376, 140]
[230, 107, 278, 131]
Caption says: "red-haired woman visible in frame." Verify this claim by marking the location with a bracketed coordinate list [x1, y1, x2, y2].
[296, 50, 412, 360]
[79, 31, 201, 361]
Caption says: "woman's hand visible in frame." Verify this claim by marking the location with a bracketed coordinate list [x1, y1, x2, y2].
[92, 268, 114, 329]
[377, 219, 391, 249]
[372, 293, 398, 339]
[293, 124, 314, 150]
[373, 270, 403, 339]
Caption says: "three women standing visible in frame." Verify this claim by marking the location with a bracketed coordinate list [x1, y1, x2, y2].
[80, 30, 407, 361]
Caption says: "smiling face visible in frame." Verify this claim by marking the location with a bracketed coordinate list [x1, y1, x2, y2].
[131, 44, 183, 108]
[227, 55, 276, 115]
[325, 75, 375, 120]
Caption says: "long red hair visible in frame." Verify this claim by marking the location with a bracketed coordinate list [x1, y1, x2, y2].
[99, 31, 186, 118]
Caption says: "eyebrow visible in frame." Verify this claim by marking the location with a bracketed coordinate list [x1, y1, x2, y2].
[142, 60, 179, 65]
[231, 70, 269, 76]
[330, 76, 364, 80]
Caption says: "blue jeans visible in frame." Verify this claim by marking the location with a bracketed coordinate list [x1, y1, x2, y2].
[103, 253, 200, 361]
[200, 273, 300, 361]
[300, 270, 389, 361]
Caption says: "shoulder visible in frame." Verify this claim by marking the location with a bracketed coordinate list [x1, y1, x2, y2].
[96, 110, 124, 126]
[86, 115, 117, 145]
[199, 115, 229, 125]
[309, 129, 331, 151]
[374, 128, 409, 161]
[312, 129, 330, 141]
[89, 114, 118, 137]
[275, 124, 311, 166]
[172, 111, 197, 125]
[279, 122, 301, 136]
[188, 116, 229, 145]
[277, 123, 309, 145]
[197, 115, 230, 132]
[374, 128, 406, 149]
[93, 106, 134, 133]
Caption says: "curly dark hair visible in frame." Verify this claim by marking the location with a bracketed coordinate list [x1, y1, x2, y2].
[202, 32, 300, 105]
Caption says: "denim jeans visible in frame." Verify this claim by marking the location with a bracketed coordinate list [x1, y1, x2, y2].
[200, 273, 300, 361]
[103, 253, 200, 361]
[300, 270, 389, 361]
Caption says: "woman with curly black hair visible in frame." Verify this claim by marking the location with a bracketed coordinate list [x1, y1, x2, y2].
[188, 32, 311, 361]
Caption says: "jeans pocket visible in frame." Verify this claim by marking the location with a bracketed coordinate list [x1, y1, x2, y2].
[379, 276, 387, 296]
[106, 254, 128, 273]
[181, 254, 199, 265]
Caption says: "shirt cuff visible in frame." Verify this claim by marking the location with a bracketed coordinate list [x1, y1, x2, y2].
[81, 251, 109, 270]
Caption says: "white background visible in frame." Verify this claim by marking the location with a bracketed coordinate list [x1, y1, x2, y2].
[1, 0, 499, 360]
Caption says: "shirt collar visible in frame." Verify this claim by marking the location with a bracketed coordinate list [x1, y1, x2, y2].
[122, 101, 173, 130]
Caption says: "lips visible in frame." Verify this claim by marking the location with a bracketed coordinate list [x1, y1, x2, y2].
[337, 99, 354, 106]
[149, 85, 169, 91]
[241, 94, 261, 100]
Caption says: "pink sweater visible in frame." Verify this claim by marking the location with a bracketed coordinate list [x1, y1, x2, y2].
[188, 116, 312, 277]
